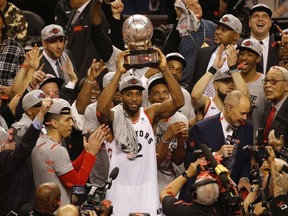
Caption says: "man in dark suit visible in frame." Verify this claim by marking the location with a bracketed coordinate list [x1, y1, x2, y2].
[263, 66, 288, 147]
[185, 90, 253, 187]
[65, 0, 105, 80]
[190, 14, 242, 94]
[248, 4, 280, 74]
[41, 24, 78, 87]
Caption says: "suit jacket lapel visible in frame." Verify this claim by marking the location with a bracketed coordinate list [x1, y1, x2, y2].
[272, 97, 288, 130]
[213, 113, 226, 150]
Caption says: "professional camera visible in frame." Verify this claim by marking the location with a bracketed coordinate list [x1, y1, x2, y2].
[72, 167, 119, 216]
[246, 128, 269, 166]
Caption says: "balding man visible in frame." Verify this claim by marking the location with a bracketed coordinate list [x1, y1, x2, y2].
[57, 204, 79, 216]
[33, 182, 62, 215]
[184, 90, 253, 200]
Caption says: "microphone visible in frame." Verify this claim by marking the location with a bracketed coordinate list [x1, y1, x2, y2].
[105, 167, 119, 190]
[199, 144, 230, 187]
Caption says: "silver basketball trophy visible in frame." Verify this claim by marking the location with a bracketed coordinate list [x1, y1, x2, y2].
[122, 14, 159, 69]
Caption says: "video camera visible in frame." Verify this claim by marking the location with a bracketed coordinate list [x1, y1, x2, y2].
[72, 167, 119, 216]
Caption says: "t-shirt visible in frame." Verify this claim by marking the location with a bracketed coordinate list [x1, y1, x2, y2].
[32, 134, 73, 205]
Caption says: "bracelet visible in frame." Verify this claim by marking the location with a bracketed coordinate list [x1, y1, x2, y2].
[181, 172, 190, 180]
[85, 79, 94, 85]
[162, 136, 170, 144]
[29, 82, 36, 89]
[208, 65, 218, 75]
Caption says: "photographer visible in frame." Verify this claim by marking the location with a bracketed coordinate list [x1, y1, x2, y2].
[160, 159, 222, 216]
[267, 146, 288, 216]
[245, 146, 288, 215]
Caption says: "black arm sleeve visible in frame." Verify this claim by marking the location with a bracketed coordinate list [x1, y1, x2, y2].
[0, 105, 15, 128]
[91, 24, 114, 62]
[162, 21, 181, 55]
[0, 123, 41, 172]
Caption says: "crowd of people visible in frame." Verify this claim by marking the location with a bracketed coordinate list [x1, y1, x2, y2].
[1, 0, 288, 216]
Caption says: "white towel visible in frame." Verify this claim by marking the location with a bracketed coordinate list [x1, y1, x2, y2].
[113, 104, 138, 160]
[175, 0, 200, 36]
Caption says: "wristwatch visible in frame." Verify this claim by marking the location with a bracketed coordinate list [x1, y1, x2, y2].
[181, 172, 190, 181]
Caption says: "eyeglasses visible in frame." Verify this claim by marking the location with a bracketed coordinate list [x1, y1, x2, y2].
[262, 79, 287, 85]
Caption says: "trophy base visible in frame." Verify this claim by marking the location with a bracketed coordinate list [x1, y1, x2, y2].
[124, 49, 159, 69]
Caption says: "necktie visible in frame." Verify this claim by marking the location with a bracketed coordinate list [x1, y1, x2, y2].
[55, 60, 65, 81]
[257, 41, 264, 73]
[264, 106, 276, 140]
[71, 10, 80, 26]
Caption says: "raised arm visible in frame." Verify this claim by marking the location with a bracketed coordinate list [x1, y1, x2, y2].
[75, 59, 106, 114]
[0, 97, 52, 172]
[191, 45, 225, 110]
[160, 161, 198, 201]
[11, 46, 42, 97]
[226, 45, 249, 96]
[96, 50, 128, 124]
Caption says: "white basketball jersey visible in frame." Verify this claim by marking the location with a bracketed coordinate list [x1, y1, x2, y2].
[204, 97, 220, 119]
[106, 108, 162, 216]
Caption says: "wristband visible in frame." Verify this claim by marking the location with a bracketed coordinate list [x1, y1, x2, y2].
[181, 172, 190, 180]
[85, 79, 94, 85]
[229, 64, 237, 71]
[208, 65, 218, 75]
[162, 136, 170, 144]
[229, 65, 239, 75]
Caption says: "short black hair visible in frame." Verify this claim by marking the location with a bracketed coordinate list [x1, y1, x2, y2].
[148, 78, 167, 94]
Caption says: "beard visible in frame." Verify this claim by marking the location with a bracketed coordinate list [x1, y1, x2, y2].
[122, 102, 141, 116]
[218, 90, 227, 101]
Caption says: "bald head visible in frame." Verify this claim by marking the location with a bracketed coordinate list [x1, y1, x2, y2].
[223, 90, 251, 127]
[34, 182, 61, 214]
[224, 90, 250, 107]
[57, 204, 80, 216]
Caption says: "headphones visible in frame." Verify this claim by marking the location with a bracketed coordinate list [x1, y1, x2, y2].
[189, 178, 218, 200]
